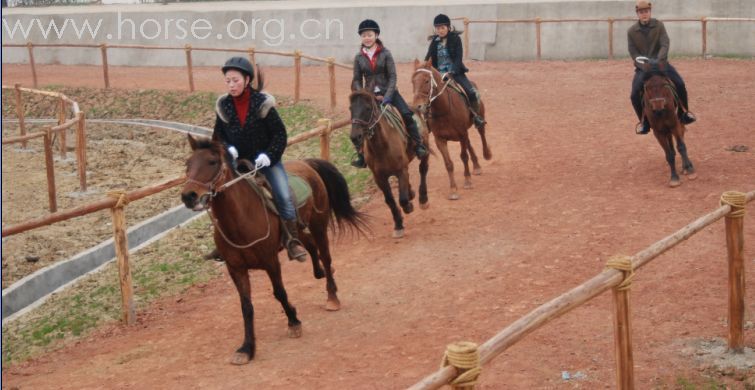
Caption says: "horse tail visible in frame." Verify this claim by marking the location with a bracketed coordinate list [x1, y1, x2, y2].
[304, 158, 370, 236]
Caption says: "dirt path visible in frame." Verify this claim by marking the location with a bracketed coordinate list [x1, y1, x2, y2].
[2, 59, 755, 388]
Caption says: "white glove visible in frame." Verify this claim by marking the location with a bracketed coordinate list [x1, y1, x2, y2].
[227, 146, 239, 160]
[254, 153, 271, 168]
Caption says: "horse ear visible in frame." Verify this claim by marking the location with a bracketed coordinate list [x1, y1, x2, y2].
[187, 134, 198, 150]
[413, 58, 420, 69]
[424, 59, 432, 68]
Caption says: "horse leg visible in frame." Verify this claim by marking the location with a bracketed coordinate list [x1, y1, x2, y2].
[418, 155, 429, 209]
[228, 267, 255, 365]
[465, 133, 482, 177]
[653, 131, 680, 187]
[376, 174, 405, 238]
[264, 261, 302, 338]
[477, 101, 493, 160]
[434, 137, 459, 200]
[398, 168, 414, 215]
[675, 126, 697, 180]
[302, 236, 324, 280]
[311, 223, 340, 311]
[459, 137, 473, 190]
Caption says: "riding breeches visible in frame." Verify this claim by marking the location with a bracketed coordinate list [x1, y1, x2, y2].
[451, 73, 479, 103]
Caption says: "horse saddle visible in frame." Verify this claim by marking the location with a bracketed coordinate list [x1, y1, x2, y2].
[240, 172, 312, 216]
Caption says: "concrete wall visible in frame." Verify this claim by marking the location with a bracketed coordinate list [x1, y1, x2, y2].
[2, 0, 753, 67]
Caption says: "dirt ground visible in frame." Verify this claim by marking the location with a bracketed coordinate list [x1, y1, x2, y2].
[2, 59, 754, 389]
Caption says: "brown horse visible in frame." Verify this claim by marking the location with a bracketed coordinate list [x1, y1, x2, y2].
[642, 72, 697, 187]
[181, 135, 367, 365]
[349, 88, 429, 238]
[411, 59, 492, 200]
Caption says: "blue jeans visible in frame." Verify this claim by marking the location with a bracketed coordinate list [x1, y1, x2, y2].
[260, 162, 296, 221]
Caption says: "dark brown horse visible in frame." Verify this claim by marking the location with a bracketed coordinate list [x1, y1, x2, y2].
[411, 59, 492, 200]
[642, 72, 697, 187]
[349, 88, 429, 238]
[181, 135, 367, 365]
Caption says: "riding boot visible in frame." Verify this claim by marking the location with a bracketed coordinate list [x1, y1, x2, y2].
[635, 118, 651, 135]
[403, 114, 428, 158]
[282, 219, 308, 262]
[349, 136, 367, 168]
[203, 248, 223, 262]
[468, 93, 486, 129]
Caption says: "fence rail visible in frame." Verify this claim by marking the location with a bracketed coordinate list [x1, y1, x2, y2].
[409, 190, 754, 389]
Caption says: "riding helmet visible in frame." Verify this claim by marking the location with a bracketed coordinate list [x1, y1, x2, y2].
[635, 0, 651, 11]
[222, 56, 254, 80]
[358, 19, 380, 35]
[433, 14, 451, 26]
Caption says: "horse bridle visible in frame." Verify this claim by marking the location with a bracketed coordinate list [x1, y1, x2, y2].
[351, 97, 387, 139]
[643, 81, 677, 111]
[414, 68, 452, 104]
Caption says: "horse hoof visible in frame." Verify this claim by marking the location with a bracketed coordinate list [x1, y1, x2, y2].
[288, 324, 302, 338]
[420, 202, 430, 210]
[230, 352, 251, 365]
[392, 229, 405, 239]
[473, 168, 482, 176]
[403, 203, 414, 214]
[464, 182, 473, 190]
[483, 149, 493, 161]
[325, 298, 341, 311]
[687, 173, 698, 180]
[448, 193, 460, 201]
[669, 179, 681, 188]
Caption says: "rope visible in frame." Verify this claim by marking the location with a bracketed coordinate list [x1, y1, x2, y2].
[107, 190, 130, 209]
[440, 341, 482, 389]
[720, 191, 746, 218]
[605, 255, 634, 291]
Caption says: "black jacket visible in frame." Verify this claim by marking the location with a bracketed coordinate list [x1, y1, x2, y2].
[424, 31, 468, 74]
[212, 90, 287, 166]
[352, 45, 399, 99]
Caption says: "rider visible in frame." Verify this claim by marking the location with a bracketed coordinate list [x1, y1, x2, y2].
[350, 19, 429, 169]
[628, 0, 696, 134]
[212, 56, 308, 262]
[425, 13, 486, 129]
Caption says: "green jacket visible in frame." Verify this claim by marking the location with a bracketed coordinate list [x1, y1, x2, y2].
[627, 18, 670, 64]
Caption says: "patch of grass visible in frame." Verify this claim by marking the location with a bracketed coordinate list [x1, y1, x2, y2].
[675, 376, 727, 390]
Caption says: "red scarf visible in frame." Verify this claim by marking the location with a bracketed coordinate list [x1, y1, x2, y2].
[361, 44, 383, 72]
[232, 86, 251, 127]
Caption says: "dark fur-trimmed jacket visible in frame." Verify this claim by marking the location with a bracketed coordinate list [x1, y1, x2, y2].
[212, 90, 287, 166]
[351, 45, 399, 99]
[424, 31, 468, 75]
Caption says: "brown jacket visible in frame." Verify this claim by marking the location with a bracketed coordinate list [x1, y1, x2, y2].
[627, 18, 670, 63]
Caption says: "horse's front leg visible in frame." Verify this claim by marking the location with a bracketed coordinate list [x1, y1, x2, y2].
[228, 267, 256, 365]
[675, 126, 697, 180]
[434, 137, 459, 200]
[376, 174, 405, 238]
[459, 137, 474, 189]
[265, 260, 302, 338]
[398, 168, 414, 215]
[653, 130, 680, 187]
[418, 155, 429, 209]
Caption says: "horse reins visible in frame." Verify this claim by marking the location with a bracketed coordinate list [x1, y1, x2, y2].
[352, 99, 388, 139]
[414, 68, 452, 104]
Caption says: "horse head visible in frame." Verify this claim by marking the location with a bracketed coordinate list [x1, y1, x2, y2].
[411, 59, 438, 115]
[181, 134, 231, 211]
[348, 88, 380, 140]
[643, 74, 676, 118]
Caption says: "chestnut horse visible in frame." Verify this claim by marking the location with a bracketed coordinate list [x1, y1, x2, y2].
[349, 88, 429, 238]
[411, 59, 492, 200]
[181, 135, 367, 365]
[642, 72, 697, 187]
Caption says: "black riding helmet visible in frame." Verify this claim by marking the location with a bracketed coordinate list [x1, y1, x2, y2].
[222, 56, 254, 81]
[358, 19, 380, 35]
[433, 14, 451, 26]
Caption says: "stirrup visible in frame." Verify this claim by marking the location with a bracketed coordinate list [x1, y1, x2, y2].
[635, 122, 650, 135]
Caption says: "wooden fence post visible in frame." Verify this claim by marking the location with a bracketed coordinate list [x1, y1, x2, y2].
[43, 129, 57, 213]
[327, 57, 336, 112]
[535, 18, 542, 60]
[26, 42, 38, 88]
[701, 17, 708, 59]
[608, 256, 635, 390]
[185, 44, 195, 92]
[294, 50, 302, 104]
[14, 83, 27, 148]
[109, 192, 135, 325]
[100, 44, 110, 89]
[608, 18, 615, 60]
[58, 96, 67, 159]
[247, 47, 257, 86]
[463, 18, 470, 60]
[318, 118, 332, 161]
[721, 191, 746, 352]
[76, 111, 88, 191]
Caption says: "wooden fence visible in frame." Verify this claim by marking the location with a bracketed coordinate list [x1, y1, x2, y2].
[409, 190, 754, 389]
[452, 16, 755, 60]
[2, 114, 350, 325]
[2, 84, 88, 211]
[1, 43, 353, 112]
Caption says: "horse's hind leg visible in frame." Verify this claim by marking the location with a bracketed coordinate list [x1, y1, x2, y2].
[459, 137, 474, 189]
[654, 131, 680, 187]
[418, 155, 429, 209]
[435, 137, 459, 200]
[398, 168, 414, 215]
[477, 101, 493, 160]
[675, 127, 697, 180]
[311, 223, 340, 311]
[465, 133, 482, 176]
[228, 268, 255, 365]
[302, 237, 324, 279]
[376, 174, 405, 238]
[264, 261, 302, 338]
